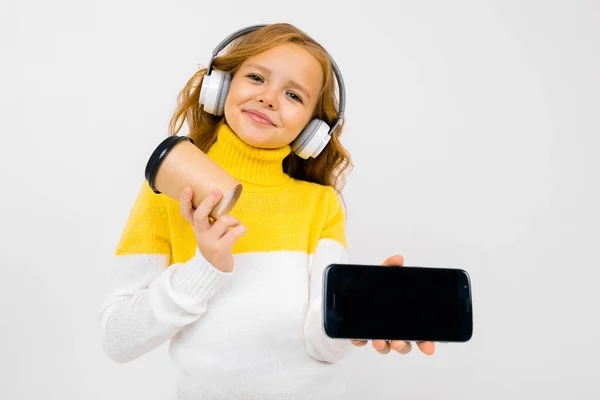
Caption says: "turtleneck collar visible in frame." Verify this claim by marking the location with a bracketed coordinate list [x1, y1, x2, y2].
[206, 121, 292, 187]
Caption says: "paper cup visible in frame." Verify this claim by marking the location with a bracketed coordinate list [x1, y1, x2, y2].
[145, 136, 243, 219]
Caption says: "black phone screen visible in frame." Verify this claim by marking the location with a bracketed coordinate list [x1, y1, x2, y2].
[323, 264, 473, 342]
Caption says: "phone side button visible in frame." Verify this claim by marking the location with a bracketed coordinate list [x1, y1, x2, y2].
[332, 293, 337, 308]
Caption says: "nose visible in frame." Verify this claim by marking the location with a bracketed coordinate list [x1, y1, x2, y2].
[257, 87, 277, 110]
[259, 99, 274, 109]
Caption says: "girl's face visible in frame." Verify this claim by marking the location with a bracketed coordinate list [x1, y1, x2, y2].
[223, 43, 324, 149]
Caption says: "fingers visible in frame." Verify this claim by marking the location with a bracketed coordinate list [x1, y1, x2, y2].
[397, 341, 412, 354]
[220, 224, 248, 249]
[354, 340, 418, 355]
[417, 341, 435, 355]
[374, 340, 412, 354]
[192, 189, 223, 232]
[207, 215, 241, 240]
[382, 254, 404, 267]
[372, 340, 391, 355]
[360, 340, 430, 355]
[390, 340, 410, 354]
[179, 187, 195, 224]
[383, 341, 433, 355]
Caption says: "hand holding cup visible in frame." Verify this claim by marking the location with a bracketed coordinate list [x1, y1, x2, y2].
[179, 186, 247, 273]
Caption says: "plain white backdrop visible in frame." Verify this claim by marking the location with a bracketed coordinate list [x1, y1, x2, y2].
[1, 0, 599, 399]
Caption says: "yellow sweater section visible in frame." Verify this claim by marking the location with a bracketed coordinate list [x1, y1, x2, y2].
[115, 122, 347, 265]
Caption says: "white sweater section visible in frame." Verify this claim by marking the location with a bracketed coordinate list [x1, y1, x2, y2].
[98, 238, 355, 399]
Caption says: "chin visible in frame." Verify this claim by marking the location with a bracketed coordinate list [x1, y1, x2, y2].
[236, 128, 277, 149]
[226, 110, 290, 149]
[237, 126, 286, 150]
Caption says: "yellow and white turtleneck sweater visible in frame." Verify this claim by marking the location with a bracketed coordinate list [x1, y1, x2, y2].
[99, 122, 355, 399]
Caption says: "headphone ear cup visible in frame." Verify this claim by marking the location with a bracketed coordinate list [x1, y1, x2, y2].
[199, 69, 231, 116]
[216, 72, 231, 116]
[292, 119, 331, 159]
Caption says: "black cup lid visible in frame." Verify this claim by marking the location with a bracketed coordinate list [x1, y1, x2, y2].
[145, 135, 195, 193]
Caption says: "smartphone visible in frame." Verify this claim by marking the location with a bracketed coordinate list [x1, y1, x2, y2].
[323, 264, 473, 342]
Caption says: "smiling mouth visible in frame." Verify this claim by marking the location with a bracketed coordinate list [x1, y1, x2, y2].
[243, 110, 275, 126]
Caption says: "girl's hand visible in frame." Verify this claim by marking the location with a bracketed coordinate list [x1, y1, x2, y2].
[179, 186, 247, 273]
[350, 255, 436, 356]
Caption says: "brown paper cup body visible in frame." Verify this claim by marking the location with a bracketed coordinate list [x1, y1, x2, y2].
[153, 140, 242, 219]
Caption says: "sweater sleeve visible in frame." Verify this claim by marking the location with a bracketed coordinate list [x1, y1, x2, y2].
[303, 187, 355, 364]
[99, 181, 234, 364]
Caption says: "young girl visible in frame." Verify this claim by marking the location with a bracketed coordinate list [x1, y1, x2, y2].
[99, 23, 434, 399]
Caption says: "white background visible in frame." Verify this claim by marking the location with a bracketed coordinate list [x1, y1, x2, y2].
[1, 0, 599, 399]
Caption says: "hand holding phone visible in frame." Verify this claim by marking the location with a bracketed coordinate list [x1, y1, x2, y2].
[324, 255, 473, 355]
[348, 255, 435, 355]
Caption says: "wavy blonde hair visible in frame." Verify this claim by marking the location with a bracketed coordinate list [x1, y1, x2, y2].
[168, 23, 353, 195]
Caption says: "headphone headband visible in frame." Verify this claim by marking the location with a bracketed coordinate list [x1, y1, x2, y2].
[205, 24, 345, 132]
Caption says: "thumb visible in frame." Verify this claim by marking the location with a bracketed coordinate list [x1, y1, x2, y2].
[382, 254, 404, 267]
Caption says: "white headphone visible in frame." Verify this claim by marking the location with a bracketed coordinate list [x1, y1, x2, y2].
[199, 24, 346, 159]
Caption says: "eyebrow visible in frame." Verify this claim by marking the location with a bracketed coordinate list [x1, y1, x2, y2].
[244, 63, 312, 99]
